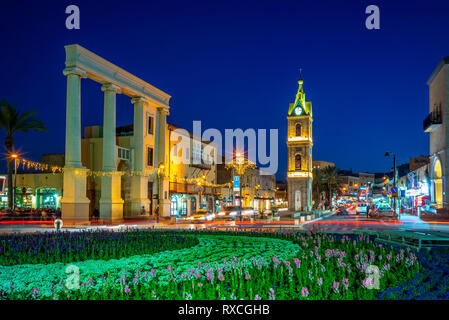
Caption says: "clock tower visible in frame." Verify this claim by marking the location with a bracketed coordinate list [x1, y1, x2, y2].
[287, 72, 313, 212]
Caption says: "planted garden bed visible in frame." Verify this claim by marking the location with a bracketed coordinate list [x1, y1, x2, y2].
[0, 229, 420, 300]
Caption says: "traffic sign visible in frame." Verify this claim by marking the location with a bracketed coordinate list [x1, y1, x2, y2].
[233, 176, 240, 191]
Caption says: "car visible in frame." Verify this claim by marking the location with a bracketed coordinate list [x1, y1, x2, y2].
[185, 209, 215, 223]
[422, 204, 437, 214]
[241, 207, 257, 219]
[375, 204, 394, 216]
[336, 206, 348, 215]
[216, 206, 244, 220]
[356, 203, 369, 215]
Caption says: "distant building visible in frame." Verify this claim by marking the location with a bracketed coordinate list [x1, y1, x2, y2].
[410, 156, 429, 172]
[217, 160, 276, 212]
[275, 181, 288, 207]
[312, 160, 335, 170]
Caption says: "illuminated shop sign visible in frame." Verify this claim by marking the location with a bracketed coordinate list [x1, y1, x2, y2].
[0, 176, 5, 194]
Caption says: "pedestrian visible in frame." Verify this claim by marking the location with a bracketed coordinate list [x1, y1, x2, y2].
[141, 205, 145, 215]
[93, 208, 99, 222]
[366, 204, 370, 218]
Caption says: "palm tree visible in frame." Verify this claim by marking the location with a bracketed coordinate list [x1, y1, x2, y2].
[322, 166, 341, 208]
[0, 99, 47, 211]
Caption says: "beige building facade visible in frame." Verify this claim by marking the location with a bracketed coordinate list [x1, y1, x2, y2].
[425, 56, 449, 208]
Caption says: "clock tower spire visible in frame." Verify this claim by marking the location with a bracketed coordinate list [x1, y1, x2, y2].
[286, 71, 313, 212]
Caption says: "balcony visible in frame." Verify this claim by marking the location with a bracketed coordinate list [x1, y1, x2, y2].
[423, 110, 442, 132]
[169, 181, 219, 195]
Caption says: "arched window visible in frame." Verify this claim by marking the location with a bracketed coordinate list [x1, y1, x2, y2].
[295, 123, 301, 136]
[295, 154, 302, 170]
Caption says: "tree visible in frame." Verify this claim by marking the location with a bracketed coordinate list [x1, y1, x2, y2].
[0, 99, 47, 211]
[312, 167, 325, 208]
[322, 166, 342, 208]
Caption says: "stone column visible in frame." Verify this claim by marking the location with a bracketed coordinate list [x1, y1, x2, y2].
[155, 108, 170, 217]
[129, 97, 150, 216]
[61, 67, 90, 223]
[99, 83, 124, 222]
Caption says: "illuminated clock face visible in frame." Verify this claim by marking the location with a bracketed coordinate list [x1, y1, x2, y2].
[294, 107, 302, 115]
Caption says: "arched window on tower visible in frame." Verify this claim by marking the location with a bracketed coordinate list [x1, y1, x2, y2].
[295, 154, 302, 171]
[295, 123, 301, 136]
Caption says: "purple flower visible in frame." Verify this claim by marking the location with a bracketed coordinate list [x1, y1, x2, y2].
[332, 281, 340, 294]
[342, 278, 349, 290]
[293, 258, 301, 268]
[268, 288, 275, 300]
[301, 287, 309, 297]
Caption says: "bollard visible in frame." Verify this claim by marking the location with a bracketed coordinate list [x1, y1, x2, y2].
[54, 219, 63, 231]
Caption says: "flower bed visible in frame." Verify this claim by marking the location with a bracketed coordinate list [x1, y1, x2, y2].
[0, 233, 300, 299]
[378, 247, 449, 300]
[1, 230, 419, 300]
[0, 229, 198, 265]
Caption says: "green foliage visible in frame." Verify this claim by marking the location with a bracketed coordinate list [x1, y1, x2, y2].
[1, 230, 419, 300]
[0, 229, 198, 266]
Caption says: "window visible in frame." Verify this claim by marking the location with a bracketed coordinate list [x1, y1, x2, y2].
[192, 142, 202, 164]
[147, 147, 154, 166]
[295, 154, 302, 171]
[295, 123, 301, 136]
[148, 116, 154, 135]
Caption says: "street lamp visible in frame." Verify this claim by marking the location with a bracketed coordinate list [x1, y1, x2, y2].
[197, 174, 206, 210]
[9, 153, 18, 214]
[385, 151, 398, 218]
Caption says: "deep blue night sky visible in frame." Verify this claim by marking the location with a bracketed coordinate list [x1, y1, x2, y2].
[1, 0, 449, 179]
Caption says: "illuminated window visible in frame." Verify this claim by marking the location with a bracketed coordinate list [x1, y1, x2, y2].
[295, 154, 302, 170]
[295, 123, 301, 136]
[148, 116, 154, 134]
[147, 147, 154, 167]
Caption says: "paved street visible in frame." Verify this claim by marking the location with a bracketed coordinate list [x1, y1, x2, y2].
[2, 210, 449, 234]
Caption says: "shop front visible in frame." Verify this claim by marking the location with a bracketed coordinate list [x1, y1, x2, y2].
[15, 187, 34, 209]
[36, 187, 60, 209]
[170, 193, 197, 217]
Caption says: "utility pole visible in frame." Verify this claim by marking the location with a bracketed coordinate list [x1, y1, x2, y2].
[385, 151, 398, 219]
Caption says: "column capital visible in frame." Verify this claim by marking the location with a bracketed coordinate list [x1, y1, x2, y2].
[63, 67, 88, 78]
[101, 83, 121, 94]
[158, 107, 169, 116]
[131, 96, 150, 105]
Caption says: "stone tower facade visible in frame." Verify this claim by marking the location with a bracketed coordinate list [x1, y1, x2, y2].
[287, 74, 313, 212]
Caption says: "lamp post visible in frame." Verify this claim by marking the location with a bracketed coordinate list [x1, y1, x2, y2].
[385, 151, 398, 219]
[197, 174, 206, 210]
[10, 153, 18, 215]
